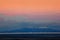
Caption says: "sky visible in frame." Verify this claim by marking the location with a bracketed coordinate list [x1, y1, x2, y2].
[0, 0, 60, 23]
[0, 0, 60, 32]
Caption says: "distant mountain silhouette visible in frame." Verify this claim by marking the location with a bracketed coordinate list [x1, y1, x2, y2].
[0, 28, 60, 33]
[0, 19, 60, 33]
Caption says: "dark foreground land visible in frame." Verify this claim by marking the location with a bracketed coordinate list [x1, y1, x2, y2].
[0, 37, 60, 40]
[0, 34, 60, 40]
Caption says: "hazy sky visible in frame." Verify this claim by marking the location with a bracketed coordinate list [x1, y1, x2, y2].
[0, 0, 60, 22]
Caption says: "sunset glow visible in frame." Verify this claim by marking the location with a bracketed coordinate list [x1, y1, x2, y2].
[0, 0, 60, 22]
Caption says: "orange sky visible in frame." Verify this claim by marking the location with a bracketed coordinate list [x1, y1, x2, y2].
[0, 0, 60, 16]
